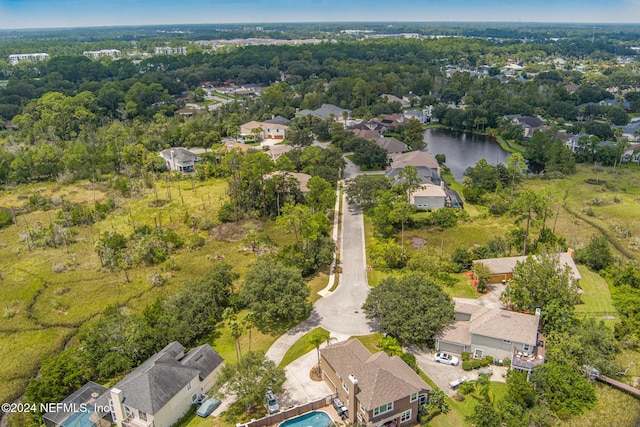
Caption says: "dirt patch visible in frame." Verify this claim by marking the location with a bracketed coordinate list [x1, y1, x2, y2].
[411, 237, 426, 249]
[210, 219, 264, 242]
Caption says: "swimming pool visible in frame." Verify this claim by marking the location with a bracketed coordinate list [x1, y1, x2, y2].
[279, 411, 333, 427]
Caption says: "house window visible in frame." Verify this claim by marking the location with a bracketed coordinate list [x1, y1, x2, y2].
[400, 409, 412, 423]
[373, 402, 393, 416]
[192, 393, 198, 403]
[360, 402, 366, 413]
[410, 393, 418, 403]
[357, 413, 363, 423]
[342, 381, 349, 393]
[503, 339, 511, 344]
[523, 344, 531, 352]
[187, 381, 192, 391]
[474, 349, 484, 359]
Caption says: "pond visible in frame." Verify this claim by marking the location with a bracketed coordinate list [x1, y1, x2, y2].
[424, 128, 511, 182]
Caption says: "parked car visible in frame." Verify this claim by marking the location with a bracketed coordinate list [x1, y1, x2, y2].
[434, 352, 459, 366]
[196, 397, 222, 417]
[265, 391, 279, 414]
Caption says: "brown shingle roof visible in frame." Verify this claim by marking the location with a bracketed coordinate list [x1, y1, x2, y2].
[472, 252, 581, 281]
[389, 151, 439, 170]
[321, 339, 430, 410]
[263, 171, 312, 193]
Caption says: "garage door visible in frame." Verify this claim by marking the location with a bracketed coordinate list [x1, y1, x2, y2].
[437, 342, 465, 355]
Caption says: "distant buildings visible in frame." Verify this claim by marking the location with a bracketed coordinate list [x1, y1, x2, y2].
[83, 49, 121, 60]
[8, 52, 49, 65]
[154, 46, 188, 55]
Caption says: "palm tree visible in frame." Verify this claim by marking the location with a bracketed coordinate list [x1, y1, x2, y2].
[307, 330, 331, 375]
[242, 311, 256, 353]
[229, 320, 244, 362]
[475, 373, 493, 403]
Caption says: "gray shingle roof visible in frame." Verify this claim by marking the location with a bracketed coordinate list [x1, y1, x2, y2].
[376, 137, 407, 154]
[321, 340, 430, 410]
[160, 148, 200, 163]
[112, 342, 223, 415]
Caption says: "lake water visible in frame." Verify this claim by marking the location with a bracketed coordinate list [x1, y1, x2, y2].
[424, 128, 511, 182]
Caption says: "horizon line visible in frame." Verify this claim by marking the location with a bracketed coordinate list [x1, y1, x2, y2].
[0, 20, 637, 32]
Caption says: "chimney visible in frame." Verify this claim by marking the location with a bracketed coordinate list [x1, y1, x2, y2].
[347, 374, 359, 422]
[110, 388, 125, 427]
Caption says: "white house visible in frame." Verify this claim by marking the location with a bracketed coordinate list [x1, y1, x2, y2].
[160, 148, 201, 173]
[240, 120, 288, 140]
[107, 342, 223, 427]
[409, 184, 446, 210]
[83, 49, 121, 60]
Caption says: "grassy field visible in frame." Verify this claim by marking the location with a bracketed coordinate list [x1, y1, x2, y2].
[559, 382, 640, 427]
[278, 327, 331, 368]
[0, 175, 325, 405]
[574, 266, 617, 316]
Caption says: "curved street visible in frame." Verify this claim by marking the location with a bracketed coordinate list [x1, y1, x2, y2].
[266, 157, 376, 365]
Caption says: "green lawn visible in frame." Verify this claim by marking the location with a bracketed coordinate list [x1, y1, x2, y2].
[211, 311, 280, 365]
[278, 327, 330, 368]
[574, 266, 617, 317]
[354, 333, 384, 354]
[428, 382, 509, 427]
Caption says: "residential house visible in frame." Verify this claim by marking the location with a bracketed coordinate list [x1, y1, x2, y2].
[404, 109, 429, 124]
[296, 104, 351, 122]
[263, 115, 290, 125]
[351, 128, 382, 140]
[370, 114, 404, 131]
[375, 137, 408, 154]
[504, 114, 544, 138]
[83, 49, 121, 60]
[320, 339, 431, 427]
[174, 109, 197, 117]
[436, 302, 544, 377]
[471, 251, 582, 285]
[388, 151, 441, 174]
[43, 382, 111, 427]
[409, 184, 446, 209]
[622, 143, 640, 163]
[107, 342, 223, 427]
[565, 133, 590, 153]
[223, 141, 255, 153]
[265, 144, 293, 161]
[263, 171, 313, 193]
[159, 148, 201, 173]
[381, 93, 410, 107]
[239, 120, 289, 140]
[386, 166, 442, 187]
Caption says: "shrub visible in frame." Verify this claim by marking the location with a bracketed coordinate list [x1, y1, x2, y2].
[400, 352, 418, 372]
[218, 201, 236, 223]
[461, 352, 471, 361]
[471, 359, 481, 369]
[480, 358, 490, 367]
[503, 358, 511, 367]
[0, 207, 13, 229]
[484, 355, 494, 365]
[462, 361, 473, 371]
[459, 381, 475, 395]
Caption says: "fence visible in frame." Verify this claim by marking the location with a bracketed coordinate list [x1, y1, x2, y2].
[240, 394, 338, 427]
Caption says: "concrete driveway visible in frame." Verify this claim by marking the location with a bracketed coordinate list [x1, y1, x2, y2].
[411, 349, 507, 396]
[280, 349, 333, 408]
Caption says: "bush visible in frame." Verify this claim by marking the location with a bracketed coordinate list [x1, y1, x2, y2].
[480, 358, 490, 367]
[218, 201, 236, 223]
[461, 352, 471, 361]
[400, 352, 418, 372]
[503, 358, 511, 367]
[484, 355, 494, 365]
[471, 359, 481, 369]
[0, 207, 13, 229]
[462, 361, 473, 371]
[459, 381, 475, 395]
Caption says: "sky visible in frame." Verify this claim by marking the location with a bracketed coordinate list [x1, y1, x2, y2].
[0, 0, 639, 29]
